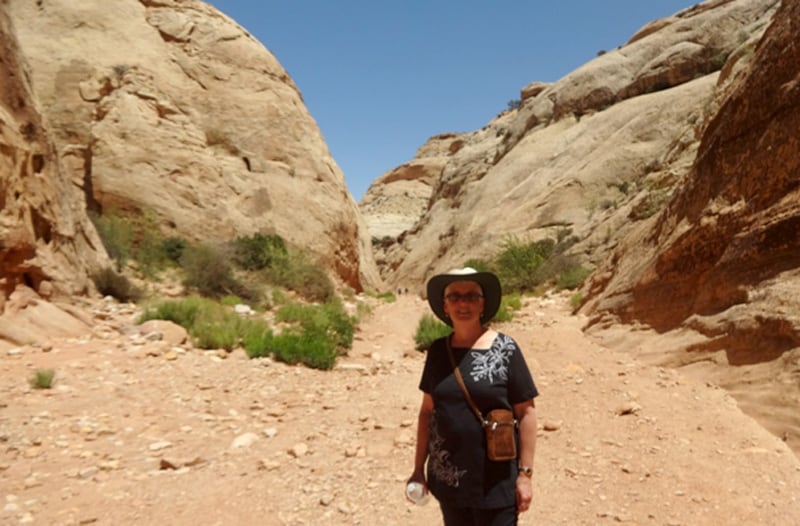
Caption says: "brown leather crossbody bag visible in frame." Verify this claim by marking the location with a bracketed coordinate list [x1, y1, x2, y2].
[446, 337, 518, 462]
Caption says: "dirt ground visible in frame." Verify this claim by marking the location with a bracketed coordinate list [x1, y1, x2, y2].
[1, 293, 799, 525]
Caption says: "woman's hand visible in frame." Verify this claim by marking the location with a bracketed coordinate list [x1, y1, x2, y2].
[516, 474, 533, 512]
[406, 469, 428, 503]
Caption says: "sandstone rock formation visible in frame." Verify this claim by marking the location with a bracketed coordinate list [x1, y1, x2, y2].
[361, 0, 776, 294]
[0, 8, 108, 349]
[583, 0, 800, 452]
[4, 0, 380, 292]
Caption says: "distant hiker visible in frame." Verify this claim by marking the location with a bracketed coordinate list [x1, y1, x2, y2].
[407, 268, 539, 524]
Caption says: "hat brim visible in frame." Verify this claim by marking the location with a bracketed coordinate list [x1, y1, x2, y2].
[426, 269, 502, 327]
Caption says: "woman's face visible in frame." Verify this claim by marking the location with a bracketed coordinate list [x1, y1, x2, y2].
[443, 280, 485, 325]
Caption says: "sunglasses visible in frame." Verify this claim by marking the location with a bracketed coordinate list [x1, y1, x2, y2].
[444, 292, 484, 303]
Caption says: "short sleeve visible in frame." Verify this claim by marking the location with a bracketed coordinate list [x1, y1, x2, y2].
[505, 336, 538, 404]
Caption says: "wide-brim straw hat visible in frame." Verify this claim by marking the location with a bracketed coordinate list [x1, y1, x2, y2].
[426, 267, 502, 326]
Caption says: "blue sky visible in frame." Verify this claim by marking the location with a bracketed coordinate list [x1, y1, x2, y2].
[206, 1, 697, 201]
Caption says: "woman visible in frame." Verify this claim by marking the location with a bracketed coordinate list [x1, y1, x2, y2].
[408, 268, 538, 525]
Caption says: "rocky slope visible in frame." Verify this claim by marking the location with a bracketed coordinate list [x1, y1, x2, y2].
[3, 0, 381, 295]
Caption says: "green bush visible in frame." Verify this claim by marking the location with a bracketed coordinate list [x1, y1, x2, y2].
[131, 211, 169, 278]
[570, 292, 585, 311]
[232, 233, 288, 271]
[180, 244, 250, 299]
[141, 296, 346, 370]
[139, 295, 206, 327]
[242, 321, 274, 358]
[192, 317, 240, 351]
[162, 237, 188, 263]
[264, 249, 334, 303]
[91, 267, 143, 303]
[91, 208, 185, 278]
[557, 265, 591, 290]
[276, 299, 356, 351]
[494, 293, 522, 323]
[376, 291, 396, 303]
[268, 326, 338, 370]
[488, 233, 589, 294]
[29, 368, 55, 389]
[493, 236, 550, 293]
[414, 314, 452, 351]
[91, 211, 134, 271]
[140, 297, 265, 352]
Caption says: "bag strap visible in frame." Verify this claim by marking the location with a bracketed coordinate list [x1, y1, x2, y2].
[446, 336, 487, 426]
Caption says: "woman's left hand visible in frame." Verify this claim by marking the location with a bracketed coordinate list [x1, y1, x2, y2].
[516, 474, 533, 513]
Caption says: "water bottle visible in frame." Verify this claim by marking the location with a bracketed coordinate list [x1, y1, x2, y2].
[406, 481, 430, 505]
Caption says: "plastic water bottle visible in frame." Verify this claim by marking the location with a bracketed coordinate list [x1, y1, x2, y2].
[406, 482, 429, 505]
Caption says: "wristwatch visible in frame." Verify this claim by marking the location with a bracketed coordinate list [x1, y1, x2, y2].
[518, 465, 533, 477]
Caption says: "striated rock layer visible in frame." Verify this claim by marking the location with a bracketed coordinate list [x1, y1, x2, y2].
[5, 0, 380, 292]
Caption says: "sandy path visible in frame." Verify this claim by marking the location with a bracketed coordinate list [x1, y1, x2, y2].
[1, 293, 799, 525]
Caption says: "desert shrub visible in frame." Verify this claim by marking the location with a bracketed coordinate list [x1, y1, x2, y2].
[130, 211, 169, 278]
[556, 264, 591, 290]
[376, 291, 396, 303]
[494, 293, 522, 323]
[180, 244, 251, 299]
[276, 299, 356, 351]
[241, 321, 274, 358]
[191, 316, 240, 351]
[220, 295, 243, 307]
[161, 237, 188, 262]
[140, 296, 343, 369]
[232, 233, 287, 271]
[29, 368, 55, 389]
[139, 295, 206, 327]
[91, 208, 183, 278]
[91, 267, 143, 303]
[570, 292, 585, 311]
[139, 296, 262, 352]
[414, 314, 452, 351]
[489, 232, 589, 294]
[264, 249, 334, 302]
[268, 326, 338, 370]
[493, 236, 552, 293]
[91, 211, 134, 271]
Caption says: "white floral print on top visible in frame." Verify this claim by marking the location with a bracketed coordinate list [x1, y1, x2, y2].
[427, 414, 467, 487]
[469, 333, 513, 383]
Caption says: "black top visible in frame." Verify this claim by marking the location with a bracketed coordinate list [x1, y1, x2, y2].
[419, 332, 538, 508]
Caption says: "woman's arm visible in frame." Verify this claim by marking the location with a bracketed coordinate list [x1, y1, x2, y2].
[409, 393, 434, 486]
[514, 399, 537, 512]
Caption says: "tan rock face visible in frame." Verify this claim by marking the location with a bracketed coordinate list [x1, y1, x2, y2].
[6, 0, 380, 292]
[583, 0, 800, 447]
[0, 9, 107, 314]
[585, 0, 800, 341]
